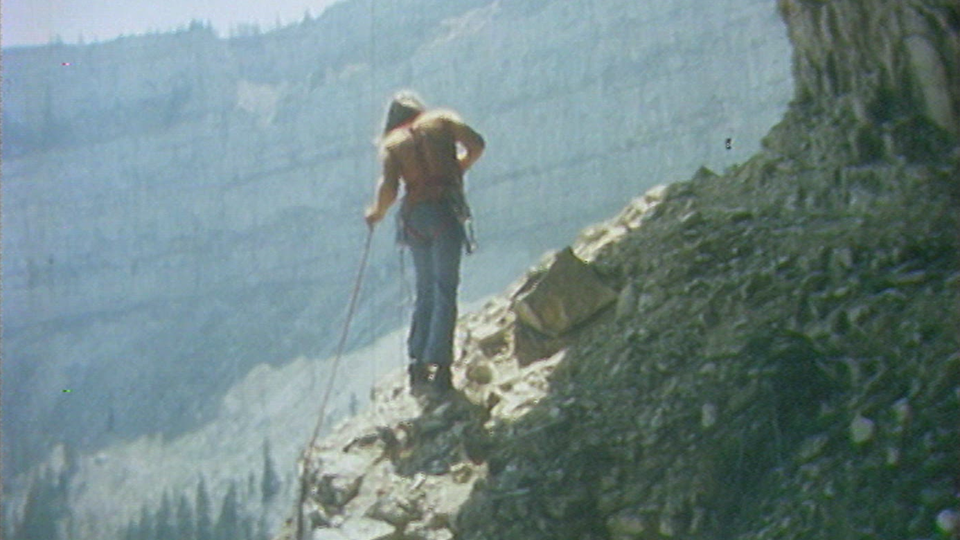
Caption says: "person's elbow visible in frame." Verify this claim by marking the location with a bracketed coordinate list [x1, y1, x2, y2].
[469, 134, 485, 163]
[474, 133, 486, 154]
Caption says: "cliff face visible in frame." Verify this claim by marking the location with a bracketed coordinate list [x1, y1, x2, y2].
[286, 1, 959, 539]
[1, 0, 791, 481]
[779, 0, 958, 135]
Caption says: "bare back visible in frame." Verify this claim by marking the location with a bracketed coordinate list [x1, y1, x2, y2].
[381, 109, 485, 206]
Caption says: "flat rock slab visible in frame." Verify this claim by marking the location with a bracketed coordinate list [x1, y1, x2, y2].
[311, 518, 394, 540]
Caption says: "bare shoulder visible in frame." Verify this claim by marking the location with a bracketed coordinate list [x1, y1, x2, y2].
[380, 128, 410, 153]
[423, 108, 465, 127]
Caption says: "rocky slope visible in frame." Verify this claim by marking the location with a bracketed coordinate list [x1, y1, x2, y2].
[284, 0, 959, 539]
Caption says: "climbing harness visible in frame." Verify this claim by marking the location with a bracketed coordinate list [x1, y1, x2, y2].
[296, 226, 374, 540]
[402, 124, 478, 254]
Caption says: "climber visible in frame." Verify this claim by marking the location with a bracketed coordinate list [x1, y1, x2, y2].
[364, 91, 485, 398]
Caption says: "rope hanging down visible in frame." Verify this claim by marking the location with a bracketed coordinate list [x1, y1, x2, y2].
[307, 226, 373, 446]
[398, 245, 413, 369]
[297, 4, 380, 538]
[296, 226, 374, 540]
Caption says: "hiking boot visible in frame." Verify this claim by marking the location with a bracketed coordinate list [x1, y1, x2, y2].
[431, 364, 454, 396]
[408, 363, 430, 396]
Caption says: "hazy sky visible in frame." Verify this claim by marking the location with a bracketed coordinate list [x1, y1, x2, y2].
[1, 0, 344, 47]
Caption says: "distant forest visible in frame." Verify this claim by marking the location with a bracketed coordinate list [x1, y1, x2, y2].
[8, 442, 283, 540]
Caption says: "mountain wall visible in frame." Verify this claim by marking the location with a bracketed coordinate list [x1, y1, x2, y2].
[0, 0, 791, 480]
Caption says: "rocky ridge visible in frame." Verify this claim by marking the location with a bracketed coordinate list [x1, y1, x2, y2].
[283, 0, 959, 539]
[277, 185, 669, 540]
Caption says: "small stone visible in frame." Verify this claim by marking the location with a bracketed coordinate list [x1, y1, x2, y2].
[473, 323, 508, 357]
[832, 247, 854, 269]
[317, 473, 363, 509]
[636, 293, 658, 312]
[407, 524, 455, 540]
[659, 514, 677, 537]
[937, 509, 960, 535]
[450, 463, 473, 484]
[699, 362, 717, 375]
[418, 415, 449, 436]
[892, 398, 911, 425]
[689, 507, 706, 533]
[485, 392, 502, 411]
[728, 209, 754, 222]
[905, 35, 956, 133]
[799, 434, 829, 462]
[643, 183, 669, 203]
[606, 510, 645, 536]
[823, 481, 836, 498]
[425, 460, 449, 475]
[365, 495, 422, 527]
[306, 501, 334, 529]
[312, 528, 349, 540]
[465, 362, 494, 385]
[700, 403, 717, 429]
[920, 486, 952, 507]
[680, 210, 701, 225]
[890, 270, 930, 285]
[340, 517, 396, 540]
[885, 447, 900, 466]
[850, 414, 875, 444]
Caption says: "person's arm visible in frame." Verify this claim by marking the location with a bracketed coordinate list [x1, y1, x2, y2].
[365, 150, 400, 226]
[449, 117, 485, 173]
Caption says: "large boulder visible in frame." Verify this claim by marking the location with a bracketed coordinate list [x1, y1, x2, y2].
[512, 247, 618, 338]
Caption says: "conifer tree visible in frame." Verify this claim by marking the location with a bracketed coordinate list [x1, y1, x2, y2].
[214, 481, 240, 540]
[119, 521, 135, 540]
[261, 440, 281, 503]
[137, 505, 156, 540]
[62, 443, 80, 478]
[177, 493, 197, 540]
[196, 477, 214, 540]
[125, 519, 144, 540]
[13, 468, 62, 540]
[241, 514, 256, 540]
[154, 492, 174, 540]
[257, 515, 270, 540]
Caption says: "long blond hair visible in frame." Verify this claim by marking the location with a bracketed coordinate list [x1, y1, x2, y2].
[382, 91, 425, 135]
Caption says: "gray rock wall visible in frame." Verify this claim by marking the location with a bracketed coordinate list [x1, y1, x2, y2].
[0, 0, 792, 475]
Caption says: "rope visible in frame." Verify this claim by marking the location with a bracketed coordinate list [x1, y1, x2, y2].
[398, 245, 412, 370]
[297, 3, 381, 537]
[296, 225, 374, 540]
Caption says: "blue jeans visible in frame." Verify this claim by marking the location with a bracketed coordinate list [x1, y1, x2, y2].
[401, 200, 464, 367]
